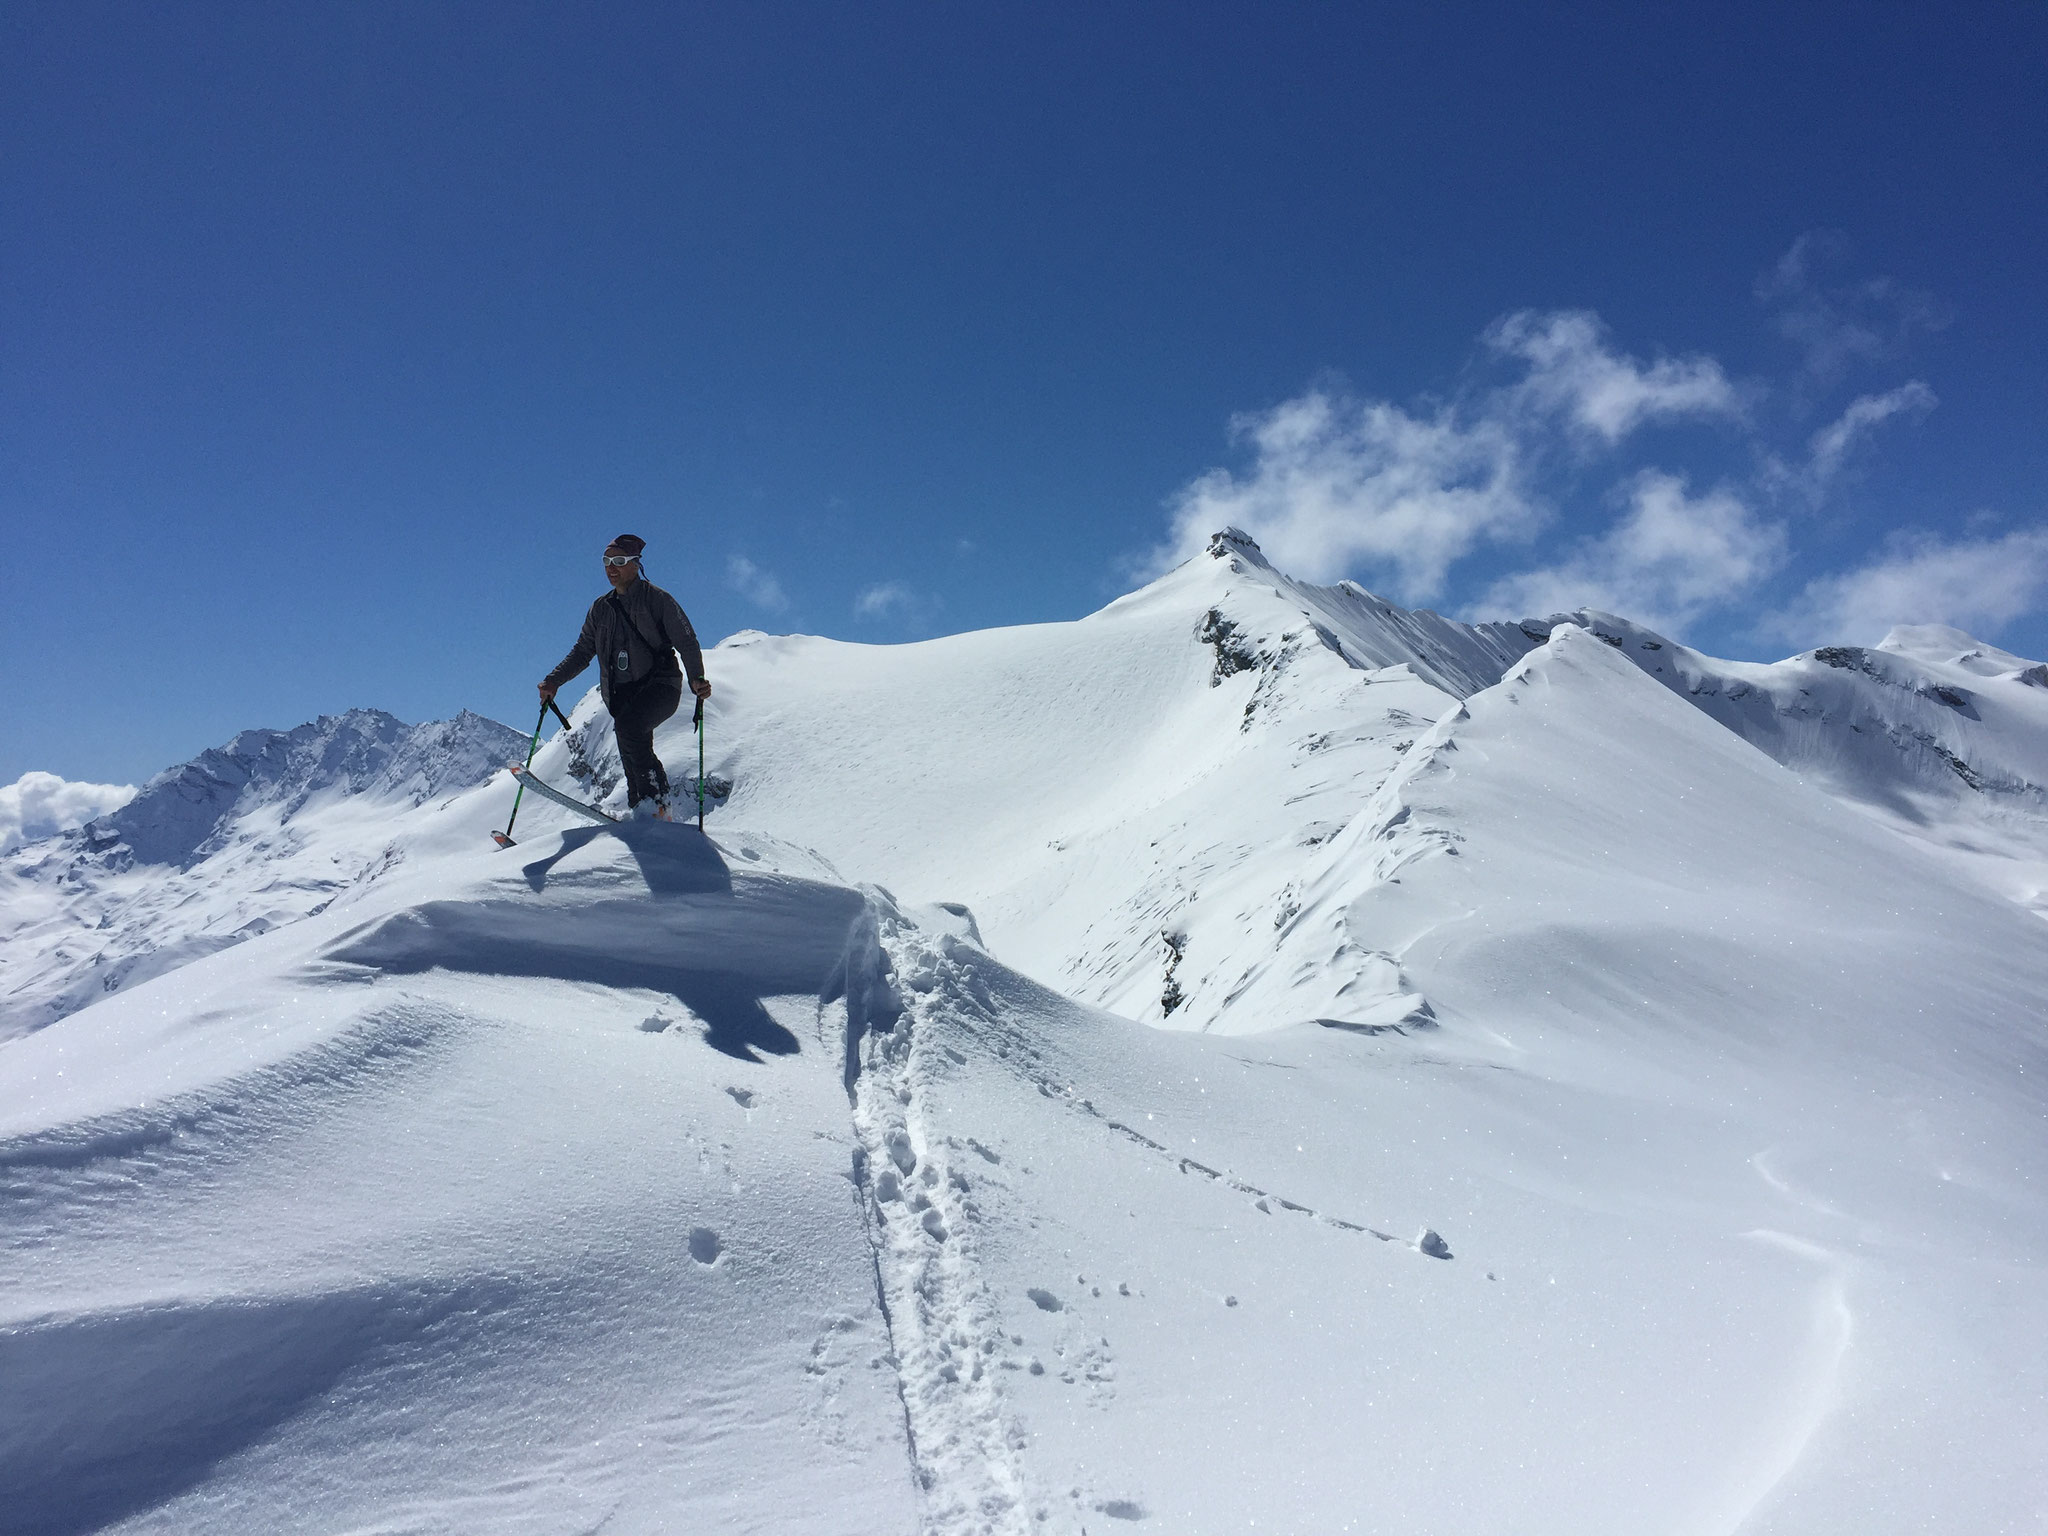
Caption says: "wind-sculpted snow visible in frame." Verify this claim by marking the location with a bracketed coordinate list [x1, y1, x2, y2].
[326, 831, 862, 1063]
[0, 709, 526, 1039]
[0, 826, 919, 1535]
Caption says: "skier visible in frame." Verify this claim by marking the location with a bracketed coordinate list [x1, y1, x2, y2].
[538, 534, 711, 820]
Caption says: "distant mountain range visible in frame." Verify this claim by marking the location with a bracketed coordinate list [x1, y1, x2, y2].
[0, 708, 525, 1037]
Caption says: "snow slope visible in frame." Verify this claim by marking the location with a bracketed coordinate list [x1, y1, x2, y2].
[575, 529, 1537, 1036]
[2, 822, 917, 1536]
[1524, 611, 2048, 919]
[835, 626, 2048, 1533]
[4, 539, 2047, 1532]
[624, 528, 2048, 1036]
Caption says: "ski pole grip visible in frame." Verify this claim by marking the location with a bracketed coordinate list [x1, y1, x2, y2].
[693, 697, 704, 727]
[547, 698, 574, 732]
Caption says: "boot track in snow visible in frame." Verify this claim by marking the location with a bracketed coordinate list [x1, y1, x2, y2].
[834, 894, 1038, 1535]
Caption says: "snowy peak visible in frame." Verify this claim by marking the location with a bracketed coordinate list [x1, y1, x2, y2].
[1522, 609, 2048, 804]
[87, 707, 526, 869]
[643, 535, 1545, 1037]
[1188, 551, 2048, 906]
[1205, 525, 1269, 563]
[371, 708, 537, 803]
[1879, 622, 2047, 682]
[1136, 528, 1540, 702]
[0, 707, 527, 1040]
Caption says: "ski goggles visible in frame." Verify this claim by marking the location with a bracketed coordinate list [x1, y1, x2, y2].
[602, 553, 640, 567]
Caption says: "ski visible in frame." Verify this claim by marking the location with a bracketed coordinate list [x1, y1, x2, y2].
[505, 767, 619, 830]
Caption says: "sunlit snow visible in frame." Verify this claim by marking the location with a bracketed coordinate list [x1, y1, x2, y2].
[3, 532, 2043, 1534]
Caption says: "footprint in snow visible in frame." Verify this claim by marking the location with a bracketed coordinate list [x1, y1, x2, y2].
[688, 1227, 722, 1266]
[725, 1086, 756, 1109]
[1027, 1288, 1062, 1312]
[1097, 1499, 1146, 1521]
[885, 1130, 917, 1176]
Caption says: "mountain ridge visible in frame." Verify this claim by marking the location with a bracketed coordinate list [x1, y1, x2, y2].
[0, 707, 525, 1039]
[1516, 607, 2048, 916]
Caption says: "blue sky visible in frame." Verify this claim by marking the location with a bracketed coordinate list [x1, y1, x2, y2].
[5, 2, 2044, 786]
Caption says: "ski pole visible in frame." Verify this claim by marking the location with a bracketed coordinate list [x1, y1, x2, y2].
[496, 698, 550, 846]
[694, 695, 706, 830]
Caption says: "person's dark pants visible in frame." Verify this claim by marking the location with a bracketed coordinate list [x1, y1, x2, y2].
[610, 673, 683, 806]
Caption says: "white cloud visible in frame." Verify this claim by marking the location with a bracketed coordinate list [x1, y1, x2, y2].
[1475, 471, 1786, 634]
[1770, 527, 2048, 647]
[0, 772, 135, 855]
[1151, 294, 1958, 634]
[1806, 380, 1937, 485]
[1155, 389, 1541, 600]
[1757, 232, 1948, 385]
[1488, 310, 1743, 442]
[1149, 309, 1753, 599]
[854, 581, 916, 619]
[725, 555, 788, 612]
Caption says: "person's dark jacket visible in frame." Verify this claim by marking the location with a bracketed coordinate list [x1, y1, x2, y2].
[544, 579, 705, 710]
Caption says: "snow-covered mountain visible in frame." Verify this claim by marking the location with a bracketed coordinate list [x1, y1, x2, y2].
[581, 528, 1543, 1037]
[0, 708, 526, 1039]
[3, 538, 2045, 1534]
[595, 527, 2048, 1033]
[1519, 610, 2048, 917]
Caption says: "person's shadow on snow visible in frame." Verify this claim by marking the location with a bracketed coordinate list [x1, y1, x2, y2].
[333, 823, 801, 1064]
[517, 826, 795, 1061]
[669, 973, 801, 1062]
[519, 822, 732, 898]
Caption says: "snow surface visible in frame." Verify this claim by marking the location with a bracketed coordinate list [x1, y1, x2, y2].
[4, 535, 2046, 1533]
[1518, 610, 2048, 921]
